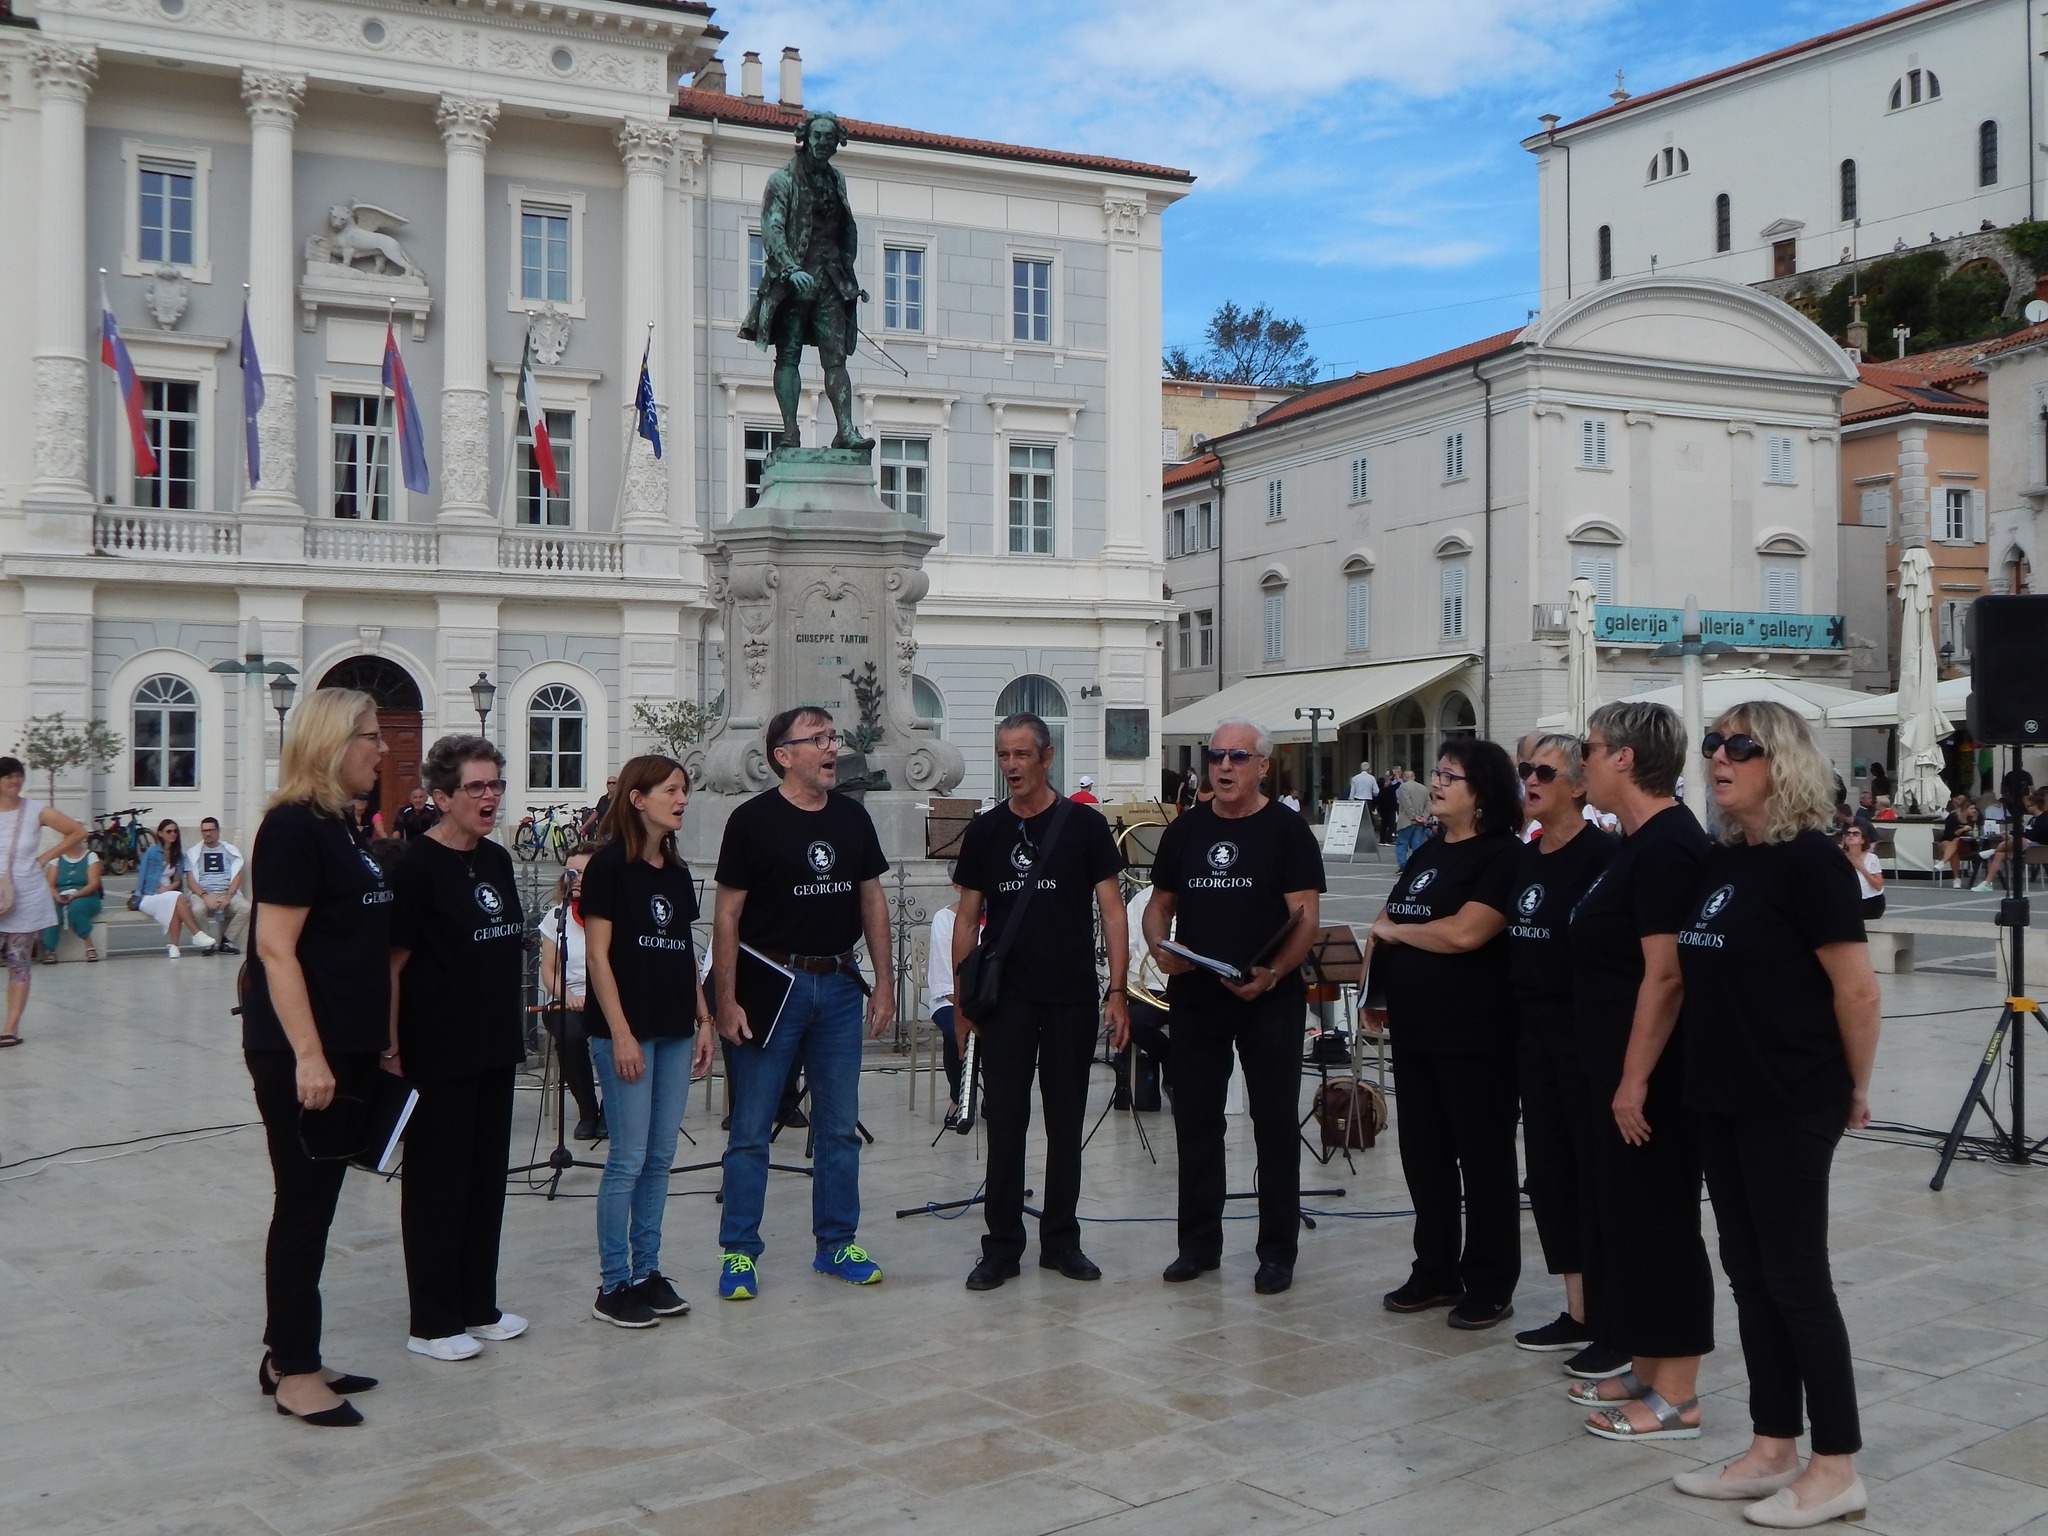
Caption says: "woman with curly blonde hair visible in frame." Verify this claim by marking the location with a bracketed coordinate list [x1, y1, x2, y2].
[1669, 700, 1881, 1528]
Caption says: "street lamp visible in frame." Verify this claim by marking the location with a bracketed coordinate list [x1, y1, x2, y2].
[1652, 594, 1736, 821]
[268, 670, 297, 732]
[470, 672, 497, 734]
[1295, 706, 1335, 823]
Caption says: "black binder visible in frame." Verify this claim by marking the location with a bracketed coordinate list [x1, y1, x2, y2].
[299, 1071, 419, 1174]
[734, 943, 797, 1051]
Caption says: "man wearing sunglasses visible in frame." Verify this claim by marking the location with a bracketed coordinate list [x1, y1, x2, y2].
[1143, 717, 1325, 1295]
[952, 713, 1129, 1290]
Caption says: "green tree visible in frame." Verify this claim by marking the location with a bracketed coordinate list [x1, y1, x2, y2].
[631, 697, 720, 760]
[13, 713, 124, 806]
[1163, 302, 1318, 387]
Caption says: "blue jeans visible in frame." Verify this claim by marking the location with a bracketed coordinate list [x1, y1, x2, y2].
[589, 1034, 693, 1290]
[720, 969, 865, 1259]
[1394, 824, 1428, 869]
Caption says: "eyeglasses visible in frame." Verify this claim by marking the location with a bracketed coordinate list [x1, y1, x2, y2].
[1701, 731, 1768, 763]
[780, 731, 841, 751]
[1430, 768, 1468, 786]
[353, 730, 385, 744]
[455, 779, 507, 799]
[1517, 761, 1562, 784]
[1204, 747, 1258, 765]
[1581, 737, 1611, 757]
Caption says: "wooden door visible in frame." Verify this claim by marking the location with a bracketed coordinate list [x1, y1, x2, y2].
[375, 711, 423, 832]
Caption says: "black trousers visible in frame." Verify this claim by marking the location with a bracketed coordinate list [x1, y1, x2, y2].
[1391, 1043, 1522, 1308]
[545, 1009, 601, 1127]
[1699, 1106, 1862, 1454]
[1169, 986, 1303, 1268]
[1518, 1031, 1583, 1277]
[1583, 1057, 1716, 1358]
[400, 1066, 516, 1340]
[980, 998, 1098, 1262]
[246, 1047, 380, 1377]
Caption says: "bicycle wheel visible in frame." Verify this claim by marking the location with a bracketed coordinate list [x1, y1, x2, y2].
[549, 824, 571, 864]
[514, 821, 540, 861]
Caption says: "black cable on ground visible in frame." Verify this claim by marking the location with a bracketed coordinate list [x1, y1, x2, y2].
[0, 1122, 258, 1172]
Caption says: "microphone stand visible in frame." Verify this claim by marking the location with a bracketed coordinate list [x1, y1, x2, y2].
[508, 884, 607, 1198]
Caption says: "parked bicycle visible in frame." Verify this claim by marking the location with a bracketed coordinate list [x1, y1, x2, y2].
[88, 806, 155, 875]
[514, 803, 581, 864]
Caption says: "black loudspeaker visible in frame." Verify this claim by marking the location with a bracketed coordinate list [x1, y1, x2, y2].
[1967, 595, 2048, 745]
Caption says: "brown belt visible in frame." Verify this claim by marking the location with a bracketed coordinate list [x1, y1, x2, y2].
[759, 947, 858, 975]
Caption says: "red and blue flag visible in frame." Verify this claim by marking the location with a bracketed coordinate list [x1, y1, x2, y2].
[98, 287, 155, 477]
[381, 322, 430, 494]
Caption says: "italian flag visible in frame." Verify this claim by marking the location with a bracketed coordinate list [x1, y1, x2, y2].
[519, 331, 559, 495]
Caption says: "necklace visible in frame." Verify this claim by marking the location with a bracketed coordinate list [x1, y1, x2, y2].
[431, 828, 482, 880]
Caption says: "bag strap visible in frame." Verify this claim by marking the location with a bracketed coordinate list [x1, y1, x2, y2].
[984, 796, 1075, 964]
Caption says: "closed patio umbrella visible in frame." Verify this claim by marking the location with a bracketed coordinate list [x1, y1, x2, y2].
[1893, 545, 1952, 815]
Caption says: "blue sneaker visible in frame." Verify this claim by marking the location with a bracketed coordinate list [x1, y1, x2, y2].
[813, 1243, 883, 1285]
[718, 1252, 758, 1301]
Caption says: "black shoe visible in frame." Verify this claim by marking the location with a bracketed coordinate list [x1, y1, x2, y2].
[1253, 1262, 1294, 1295]
[215, 940, 240, 956]
[632, 1272, 691, 1316]
[591, 1283, 659, 1328]
[1383, 1279, 1464, 1313]
[966, 1257, 1020, 1291]
[258, 1351, 377, 1397]
[1564, 1342, 1632, 1380]
[574, 1116, 604, 1141]
[1161, 1254, 1220, 1283]
[1447, 1298, 1514, 1330]
[1040, 1250, 1101, 1282]
[275, 1397, 363, 1427]
[1515, 1311, 1595, 1353]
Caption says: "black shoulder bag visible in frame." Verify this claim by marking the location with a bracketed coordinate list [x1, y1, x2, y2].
[954, 796, 1074, 1021]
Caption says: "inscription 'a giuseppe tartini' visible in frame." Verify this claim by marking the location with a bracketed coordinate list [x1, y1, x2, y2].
[794, 633, 870, 644]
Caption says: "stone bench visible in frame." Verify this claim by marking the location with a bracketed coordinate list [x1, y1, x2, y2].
[1863, 915, 2015, 974]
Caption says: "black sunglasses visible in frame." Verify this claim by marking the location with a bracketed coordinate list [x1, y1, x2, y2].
[1517, 761, 1561, 784]
[1701, 731, 1767, 762]
[1204, 747, 1258, 765]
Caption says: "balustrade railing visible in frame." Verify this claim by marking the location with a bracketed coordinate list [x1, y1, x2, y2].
[92, 509, 240, 558]
[306, 522, 440, 566]
[499, 530, 625, 575]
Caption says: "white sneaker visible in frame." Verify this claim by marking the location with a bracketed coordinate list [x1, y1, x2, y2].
[466, 1312, 528, 1341]
[191, 930, 218, 949]
[1973, 881, 1998, 893]
[166, 945, 180, 960]
[406, 1333, 483, 1361]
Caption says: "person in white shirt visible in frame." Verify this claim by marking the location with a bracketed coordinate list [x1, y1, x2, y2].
[538, 844, 604, 1140]
[185, 816, 250, 954]
[1348, 761, 1375, 801]
[925, 882, 964, 1123]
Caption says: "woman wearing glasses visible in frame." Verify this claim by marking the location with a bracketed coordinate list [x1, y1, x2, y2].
[242, 688, 392, 1426]
[386, 736, 529, 1362]
[1669, 704, 1879, 1528]
[1502, 734, 1622, 1374]
[1567, 700, 1716, 1443]
[1366, 737, 1524, 1330]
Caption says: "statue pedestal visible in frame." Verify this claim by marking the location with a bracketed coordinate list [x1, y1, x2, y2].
[684, 448, 966, 865]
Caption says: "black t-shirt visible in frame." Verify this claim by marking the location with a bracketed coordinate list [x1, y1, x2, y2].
[1506, 826, 1621, 1050]
[578, 840, 700, 1040]
[714, 789, 888, 955]
[1375, 831, 1521, 1053]
[1567, 802, 1710, 1086]
[1679, 831, 1864, 1117]
[389, 836, 528, 1082]
[1151, 800, 1325, 1007]
[395, 803, 441, 840]
[241, 802, 394, 1055]
[953, 797, 1125, 1008]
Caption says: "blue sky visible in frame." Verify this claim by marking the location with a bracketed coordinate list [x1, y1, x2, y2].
[709, 0, 1893, 376]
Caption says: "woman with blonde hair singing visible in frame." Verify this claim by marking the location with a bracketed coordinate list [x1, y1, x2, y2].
[241, 688, 393, 1426]
[1670, 700, 1879, 1528]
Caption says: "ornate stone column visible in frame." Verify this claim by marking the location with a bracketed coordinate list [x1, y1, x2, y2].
[436, 95, 499, 525]
[28, 41, 96, 508]
[240, 69, 306, 522]
[617, 118, 674, 542]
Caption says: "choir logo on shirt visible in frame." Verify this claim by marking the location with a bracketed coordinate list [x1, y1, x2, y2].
[355, 847, 393, 903]
[1517, 883, 1544, 918]
[1187, 839, 1252, 889]
[1678, 884, 1735, 949]
[1009, 839, 1036, 875]
[806, 841, 838, 876]
[1206, 841, 1239, 873]
[474, 882, 504, 918]
[650, 894, 675, 932]
[638, 891, 692, 952]
[470, 881, 522, 942]
[1407, 869, 1437, 895]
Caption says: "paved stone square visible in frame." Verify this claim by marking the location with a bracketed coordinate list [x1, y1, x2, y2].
[1, 866, 2045, 1535]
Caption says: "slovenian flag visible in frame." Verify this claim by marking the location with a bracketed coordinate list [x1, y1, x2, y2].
[381, 322, 430, 494]
[634, 337, 662, 460]
[238, 304, 264, 486]
[99, 285, 155, 477]
[519, 331, 559, 494]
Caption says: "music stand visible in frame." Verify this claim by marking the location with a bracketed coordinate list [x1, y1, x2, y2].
[1296, 925, 1368, 1169]
[507, 899, 610, 1198]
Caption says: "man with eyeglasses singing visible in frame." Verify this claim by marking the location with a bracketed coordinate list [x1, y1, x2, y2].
[1143, 717, 1325, 1295]
[953, 712, 1129, 1290]
[711, 706, 893, 1300]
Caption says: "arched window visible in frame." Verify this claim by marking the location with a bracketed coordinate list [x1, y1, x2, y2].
[995, 674, 1068, 788]
[1343, 558, 1372, 653]
[912, 675, 946, 739]
[1438, 693, 1477, 745]
[1980, 120, 1999, 186]
[1260, 574, 1287, 662]
[1889, 70, 1939, 111]
[527, 683, 585, 791]
[1714, 192, 1731, 253]
[1645, 147, 1689, 181]
[1597, 224, 1613, 281]
[1839, 159, 1857, 222]
[132, 674, 198, 789]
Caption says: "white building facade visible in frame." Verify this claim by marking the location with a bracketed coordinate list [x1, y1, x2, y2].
[0, 0, 1186, 843]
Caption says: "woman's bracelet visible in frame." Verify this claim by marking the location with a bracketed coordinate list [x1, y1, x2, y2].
[695, 1014, 715, 1028]
[1105, 986, 1126, 996]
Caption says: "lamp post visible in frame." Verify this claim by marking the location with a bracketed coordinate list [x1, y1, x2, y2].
[1295, 706, 1335, 823]
[470, 672, 497, 735]
[268, 670, 297, 734]
[211, 622, 299, 842]
[1652, 594, 1735, 821]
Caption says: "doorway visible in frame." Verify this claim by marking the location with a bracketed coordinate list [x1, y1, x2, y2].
[319, 655, 425, 832]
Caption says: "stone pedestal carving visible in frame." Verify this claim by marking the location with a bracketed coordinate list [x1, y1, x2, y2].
[686, 449, 965, 858]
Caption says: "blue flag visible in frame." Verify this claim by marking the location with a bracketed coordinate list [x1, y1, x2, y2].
[381, 323, 431, 495]
[238, 305, 265, 486]
[634, 338, 662, 460]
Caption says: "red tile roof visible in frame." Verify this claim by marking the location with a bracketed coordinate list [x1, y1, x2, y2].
[1890, 339, 1992, 388]
[1550, 0, 1967, 135]
[1974, 319, 2048, 361]
[1163, 452, 1222, 490]
[672, 90, 1193, 182]
[1843, 361, 1989, 424]
[1248, 328, 1526, 431]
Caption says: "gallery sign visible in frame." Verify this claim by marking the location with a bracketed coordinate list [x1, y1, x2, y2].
[1593, 606, 1845, 650]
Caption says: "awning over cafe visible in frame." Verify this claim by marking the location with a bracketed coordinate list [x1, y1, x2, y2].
[1160, 655, 1476, 745]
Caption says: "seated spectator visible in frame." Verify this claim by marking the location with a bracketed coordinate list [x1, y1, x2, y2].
[185, 816, 250, 955]
[41, 846, 104, 962]
[1936, 795, 1980, 889]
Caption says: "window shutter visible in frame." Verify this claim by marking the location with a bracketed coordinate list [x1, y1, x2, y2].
[1347, 574, 1371, 651]
[1766, 434, 1795, 484]
[1267, 478, 1284, 519]
[1762, 561, 1801, 613]
[1572, 552, 1616, 605]
[1969, 489, 1987, 544]
[1441, 560, 1467, 637]
[1580, 418, 1608, 467]
[1858, 488, 1890, 528]
[1263, 590, 1285, 660]
[1351, 455, 1370, 501]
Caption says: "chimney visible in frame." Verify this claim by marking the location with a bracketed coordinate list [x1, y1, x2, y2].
[1538, 113, 1560, 134]
[739, 50, 763, 102]
[693, 54, 727, 94]
[779, 46, 802, 109]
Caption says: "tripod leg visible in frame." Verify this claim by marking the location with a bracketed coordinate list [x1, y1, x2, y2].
[1933, 1006, 2016, 1191]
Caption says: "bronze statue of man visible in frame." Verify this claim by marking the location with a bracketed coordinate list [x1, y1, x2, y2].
[738, 109, 874, 452]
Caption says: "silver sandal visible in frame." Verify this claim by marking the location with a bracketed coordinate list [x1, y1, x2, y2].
[1585, 1386, 1701, 1442]
[1567, 1367, 1646, 1408]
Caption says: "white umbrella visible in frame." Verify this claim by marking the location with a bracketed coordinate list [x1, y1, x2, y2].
[1893, 545, 1952, 814]
[1537, 668, 1876, 730]
[1823, 675, 1970, 728]
[1565, 577, 1598, 737]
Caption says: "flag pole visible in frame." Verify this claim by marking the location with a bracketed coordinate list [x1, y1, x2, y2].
[507, 313, 533, 525]
[617, 320, 652, 527]
[372, 297, 395, 521]
[238, 282, 251, 512]
[95, 267, 109, 509]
